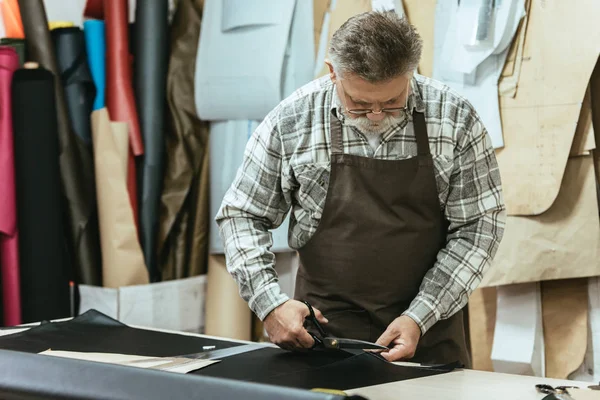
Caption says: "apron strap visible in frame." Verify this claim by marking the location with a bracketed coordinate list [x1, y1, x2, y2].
[412, 111, 430, 156]
[330, 115, 344, 155]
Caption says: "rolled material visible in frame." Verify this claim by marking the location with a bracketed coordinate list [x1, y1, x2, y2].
[83, 0, 104, 19]
[1, 0, 24, 38]
[52, 27, 96, 146]
[104, 0, 144, 228]
[92, 109, 149, 288]
[12, 67, 70, 323]
[83, 20, 106, 110]
[0, 47, 21, 326]
[17, 0, 102, 287]
[205, 255, 251, 340]
[134, 0, 169, 281]
[0, 38, 26, 66]
[158, 0, 210, 281]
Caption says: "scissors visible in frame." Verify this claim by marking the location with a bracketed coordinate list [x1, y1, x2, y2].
[301, 300, 389, 351]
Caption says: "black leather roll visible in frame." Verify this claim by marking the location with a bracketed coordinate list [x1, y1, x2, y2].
[133, 0, 169, 281]
[11, 67, 70, 323]
[0, 348, 353, 400]
[52, 27, 96, 146]
[17, 0, 102, 287]
[0, 38, 25, 66]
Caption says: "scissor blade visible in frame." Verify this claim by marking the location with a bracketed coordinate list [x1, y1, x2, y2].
[322, 337, 388, 350]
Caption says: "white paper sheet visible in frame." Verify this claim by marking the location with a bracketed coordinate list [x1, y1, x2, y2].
[432, 0, 525, 149]
[491, 283, 545, 377]
[449, 0, 523, 74]
[39, 350, 219, 374]
[209, 120, 291, 254]
[283, 0, 315, 97]
[195, 0, 313, 121]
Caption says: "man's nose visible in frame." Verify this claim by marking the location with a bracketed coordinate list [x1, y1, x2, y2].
[367, 111, 386, 121]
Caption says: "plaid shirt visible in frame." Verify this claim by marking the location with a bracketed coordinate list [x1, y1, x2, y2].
[216, 74, 506, 334]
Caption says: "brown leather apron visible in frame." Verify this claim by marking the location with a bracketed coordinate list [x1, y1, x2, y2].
[294, 110, 471, 367]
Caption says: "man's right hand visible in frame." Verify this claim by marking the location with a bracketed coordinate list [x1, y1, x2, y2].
[263, 300, 328, 351]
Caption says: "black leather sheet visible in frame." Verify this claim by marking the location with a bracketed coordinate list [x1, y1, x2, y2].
[0, 310, 240, 355]
[0, 310, 453, 391]
[0, 349, 358, 400]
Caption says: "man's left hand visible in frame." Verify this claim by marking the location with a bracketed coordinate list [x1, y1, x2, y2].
[375, 316, 421, 362]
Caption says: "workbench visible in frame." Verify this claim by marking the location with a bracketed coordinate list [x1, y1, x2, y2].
[0, 310, 594, 400]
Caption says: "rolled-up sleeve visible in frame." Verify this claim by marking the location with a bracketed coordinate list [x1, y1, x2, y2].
[215, 114, 291, 321]
[403, 118, 506, 334]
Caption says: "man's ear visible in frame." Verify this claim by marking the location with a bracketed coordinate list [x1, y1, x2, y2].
[325, 60, 337, 83]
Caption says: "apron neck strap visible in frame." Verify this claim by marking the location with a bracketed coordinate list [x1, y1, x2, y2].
[331, 114, 344, 155]
[330, 111, 430, 156]
[413, 111, 430, 156]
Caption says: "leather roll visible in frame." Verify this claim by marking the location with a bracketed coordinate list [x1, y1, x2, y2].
[52, 27, 96, 146]
[17, 0, 102, 287]
[104, 0, 144, 228]
[83, 0, 104, 19]
[0, 38, 25, 66]
[134, 0, 169, 281]
[0, 47, 21, 326]
[83, 20, 106, 110]
[12, 67, 70, 323]
[158, 0, 210, 281]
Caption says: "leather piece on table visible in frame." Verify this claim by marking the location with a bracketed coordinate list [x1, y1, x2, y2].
[0, 38, 25, 66]
[52, 27, 96, 146]
[194, 347, 451, 391]
[0, 47, 21, 327]
[0, 350, 356, 400]
[17, 0, 102, 287]
[11, 68, 70, 323]
[542, 278, 588, 379]
[0, 309, 451, 392]
[104, 0, 143, 229]
[0, 309, 240, 355]
[158, 0, 209, 281]
[134, 0, 169, 282]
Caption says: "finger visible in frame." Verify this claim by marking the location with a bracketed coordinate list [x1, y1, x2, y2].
[375, 326, 399, 348]
[312, 307, 329, 324]
[296, 328, 317, 349]
[381, 343, 414, 362]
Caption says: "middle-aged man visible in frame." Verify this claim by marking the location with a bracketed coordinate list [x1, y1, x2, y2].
[216, 11, 506, 367]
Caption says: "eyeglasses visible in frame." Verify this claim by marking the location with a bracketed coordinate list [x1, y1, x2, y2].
[337, 79, 409, 116]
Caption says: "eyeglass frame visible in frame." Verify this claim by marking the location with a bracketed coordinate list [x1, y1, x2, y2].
[336, 78, 411, 116]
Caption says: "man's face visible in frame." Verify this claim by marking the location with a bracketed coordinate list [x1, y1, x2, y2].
[332, 71, 412, 136]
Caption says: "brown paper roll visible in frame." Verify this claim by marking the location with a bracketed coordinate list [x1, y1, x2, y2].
[204, 254, 251, 340]
[111, 122, 129, 178]
[91, 109, 149, 288]
[468, 287, 497, 371]
[542, 278, 588, 379]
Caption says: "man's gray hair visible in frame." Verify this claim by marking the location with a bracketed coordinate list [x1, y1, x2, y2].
[329, 11, 423, 82]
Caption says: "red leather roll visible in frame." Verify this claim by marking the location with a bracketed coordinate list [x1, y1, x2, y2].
[83, 0, 104, 19]
[0, 46, 21, 326]
[104, 0, 143, 225]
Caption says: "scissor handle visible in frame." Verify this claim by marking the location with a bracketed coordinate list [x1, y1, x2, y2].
[301, 300, 328, 338]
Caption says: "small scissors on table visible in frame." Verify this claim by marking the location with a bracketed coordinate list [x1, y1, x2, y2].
[301, 300, 389, 351]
